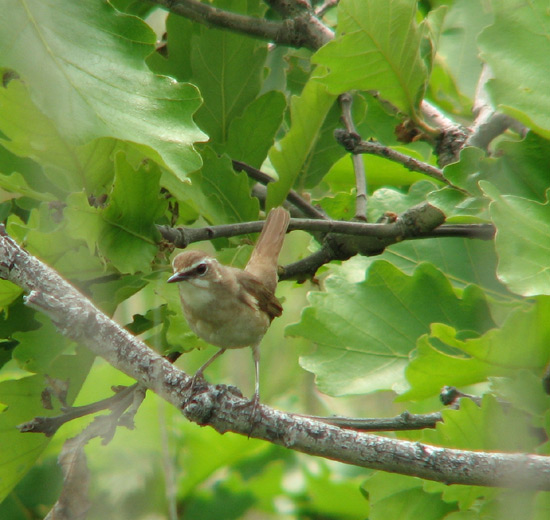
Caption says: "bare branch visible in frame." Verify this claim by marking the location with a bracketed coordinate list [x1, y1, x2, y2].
[232, 160, 327, 220]
[334, 129, 459, 187]
[339, 93, 368, 221]
[158, 218, 494, 249]
[466, 64, 527, 149]
[18, 384, 141, 437]
[315, 0, 339, 17]
[151, 0, 332, 50]
[158, 206, 495, 281]
[297, 410, 443, 431]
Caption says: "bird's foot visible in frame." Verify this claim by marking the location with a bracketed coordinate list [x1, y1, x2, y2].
[234, 392, 263, 436]
[187, 370, 207, 393]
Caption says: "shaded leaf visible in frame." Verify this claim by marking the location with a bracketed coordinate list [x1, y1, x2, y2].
[186, 148, 259, 226]
[225, 91, 286, 169]
[267, 73, 336, 208]
[65, 153, 166, 274]
[190, 0, 267, 145]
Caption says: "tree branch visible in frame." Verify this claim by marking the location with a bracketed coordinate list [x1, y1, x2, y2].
[333, 129, 461, 188]
[232, 160, 327, 220]
[1, 229, 549, 489]
[466, 64, 527, 149]
[339, 93, 368, 221]
[297, 410, 443, 432]
[151, 0, 332, 50]
[158, 218, 494, 249]
[158, 208, 495, 281]
[315, 0, 339, 17]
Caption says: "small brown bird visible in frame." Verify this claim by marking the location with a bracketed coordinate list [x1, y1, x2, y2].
[167, 208, 290, 413]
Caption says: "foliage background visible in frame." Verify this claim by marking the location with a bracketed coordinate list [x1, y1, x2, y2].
[1, 0, 550, 518]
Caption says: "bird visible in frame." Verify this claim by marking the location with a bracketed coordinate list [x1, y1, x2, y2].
[167, 207, 290, 415]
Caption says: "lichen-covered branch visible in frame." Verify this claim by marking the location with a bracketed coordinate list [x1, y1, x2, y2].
[1, 230, 549, 489]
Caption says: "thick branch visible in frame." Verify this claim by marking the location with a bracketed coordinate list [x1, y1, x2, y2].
[151, 0, 332, 50]
[158, 219, 494, 248]
[158, 208, 495, 281]
[1, 231, 549, 489]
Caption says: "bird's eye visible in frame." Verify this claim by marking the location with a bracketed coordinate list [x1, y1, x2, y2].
[195, 263, 208, 276]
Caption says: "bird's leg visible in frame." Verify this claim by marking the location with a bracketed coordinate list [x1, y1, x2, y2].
[189, 348, 226, 392]
[249, 343, 262, 424]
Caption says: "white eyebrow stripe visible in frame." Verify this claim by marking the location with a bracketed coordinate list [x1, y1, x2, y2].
[179, 257, 213, 272]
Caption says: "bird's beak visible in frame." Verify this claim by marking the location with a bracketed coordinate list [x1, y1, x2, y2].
[167, 271, 188, 283]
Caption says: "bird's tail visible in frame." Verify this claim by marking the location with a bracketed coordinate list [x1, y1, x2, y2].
[245, 207, 290, 293]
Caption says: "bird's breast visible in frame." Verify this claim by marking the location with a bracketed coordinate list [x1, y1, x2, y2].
[177, 281, 269, 348]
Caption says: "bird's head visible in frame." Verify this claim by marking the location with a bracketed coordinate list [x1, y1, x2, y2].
[167, 251, 222, 287]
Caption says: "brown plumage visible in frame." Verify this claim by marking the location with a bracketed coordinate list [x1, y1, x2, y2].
[167, 208, 290, 413]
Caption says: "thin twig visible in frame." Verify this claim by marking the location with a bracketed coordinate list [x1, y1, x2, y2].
[334, 129, 452, 186]
[232, 160, 327, 220]
[18, 384, 140, 437]
[421, 100, 460, 133]
[339, 93, 368, 221]
[315, 0, 339, 17]
[295, 410, 443, 431]
[158, 207, 494, 282]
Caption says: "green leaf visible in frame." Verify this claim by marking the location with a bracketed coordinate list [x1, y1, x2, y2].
[0, 76, 83, 194]
[384, 238, 507, 295]
[0, 347, 94, 503]
[423, 396, 539, 508]
[436, 0, 493, 98]
[266, 73, 336, 208]
[404, 298, 550, 399]
[0, 281, 23, 311]
[0, 375, 51, 504]
[6, 204, 97, 271]
[483, 133, 550, 202]
[225, 90, 286, 168]
[287, 261, 494, 396]
[186, 148, 259, 225]
[442, 147, 485, 195]
[0, 0, 205, 181]
[297, 96, 364, 190]
[482, 182, 550, 296]
[368, 482, 455, 520]
[13, 315, 73, 373]
[490, 370, 550, 418]
[146, 14, 193, 82]
[478, 0, 550, 138]
[402, 325, 508, 401]
[88, 273, 148, 316]
[191, 0, 267, 145]
[313, 0, 428, 116]
[0, 171, 55, 203]
[100, 154, 166, 273]
[65, 153, 166, 274]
